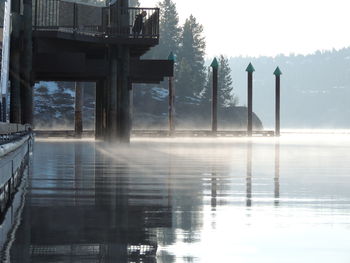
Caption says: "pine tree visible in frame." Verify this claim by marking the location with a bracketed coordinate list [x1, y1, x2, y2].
[201, 55, 237, 111]
[146, 0, 180, 59]
[177, 15, 206, 99]
[218, 55, 237, 108]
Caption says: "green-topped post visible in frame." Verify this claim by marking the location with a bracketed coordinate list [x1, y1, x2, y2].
[274, 67, 282, 137]
[168, 52, 175, 136]
[211, 57, 219, 134]
[246, 63, 255, 136]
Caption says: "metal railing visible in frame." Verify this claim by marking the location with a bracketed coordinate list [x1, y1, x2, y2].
[33, 0, 159, 40]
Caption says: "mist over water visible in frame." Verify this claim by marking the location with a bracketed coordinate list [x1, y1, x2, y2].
[3, 135, 350, 262]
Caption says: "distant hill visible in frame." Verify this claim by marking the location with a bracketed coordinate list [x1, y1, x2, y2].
[227, 47, 350, 128]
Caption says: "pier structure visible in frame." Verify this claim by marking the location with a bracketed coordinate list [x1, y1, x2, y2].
[6, 0, 174, 142]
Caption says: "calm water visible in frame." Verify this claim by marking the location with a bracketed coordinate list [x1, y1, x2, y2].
[2, 135, 350, 262]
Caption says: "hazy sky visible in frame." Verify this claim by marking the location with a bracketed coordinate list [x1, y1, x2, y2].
[140, 0, 350, 57]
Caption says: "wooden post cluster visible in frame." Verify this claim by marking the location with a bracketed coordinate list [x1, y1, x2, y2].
[94, 0, 131, 143]
[245, 63, 282, 137]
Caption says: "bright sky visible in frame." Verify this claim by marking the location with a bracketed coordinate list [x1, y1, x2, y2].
[140, 0, 350, 57]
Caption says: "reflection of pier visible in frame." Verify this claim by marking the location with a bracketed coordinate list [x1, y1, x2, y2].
[9, 144, 172, 262]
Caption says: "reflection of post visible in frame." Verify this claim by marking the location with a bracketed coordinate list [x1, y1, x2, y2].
[211, 172, 217, 209]
[75, 82, 83, 137]
[246, 141, 252, 207]
[167, 150, 173, 208]
[74, 143, 83, 206]
[274, 140, 280, 206]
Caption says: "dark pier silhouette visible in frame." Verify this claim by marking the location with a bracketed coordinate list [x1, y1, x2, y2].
[5, 0, 174, 142]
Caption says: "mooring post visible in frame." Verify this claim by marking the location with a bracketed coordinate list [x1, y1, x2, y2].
[75, 82, 83, 137]
[168, 52, 175, 136]
[274, 67, 282, 137]
[211, 57, 219, 134]
[246, 63, 255, 137]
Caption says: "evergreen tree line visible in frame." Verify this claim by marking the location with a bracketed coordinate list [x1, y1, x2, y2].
[138, 0, 238, 118]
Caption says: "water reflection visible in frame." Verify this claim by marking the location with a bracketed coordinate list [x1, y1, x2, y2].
[246, 141, 252, 207]
[274, 141, 280, 206]
[3, 136, 350, 262]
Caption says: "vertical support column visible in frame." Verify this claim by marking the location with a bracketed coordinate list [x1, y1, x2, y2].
[9, 0, 22, 124]
[21, 0, 33, 125]
[246, 63, 255, 137]
[75, 82, 83, 137]
[1, 0, 12, 122]
[129, 80, 133, 136]
[168, 76, 175, 136]
[95, 80, 104, 139]
[116, 45, 130, 143]
[107, 46, 118, 141]
[211, 58, 219, 134]
[168, 52, 175, 136]
[274, 67, 282, 137]
[102, 77, 108, 140]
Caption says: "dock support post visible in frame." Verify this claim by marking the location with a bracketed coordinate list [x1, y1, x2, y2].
[116, 45, 130, 143]
[168, 52, 175, 136]
[168, 76, 175, 136]
[75, 82, 83, 137]
[107, 47, 118, 141]
[274, 67, 282, 137]
[246, 63, 255, 137]
[95, 80, 104, 139]
[21, 0, 33, 125]
[211, 58, 219, 135]
[9, 0, 22, 124]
